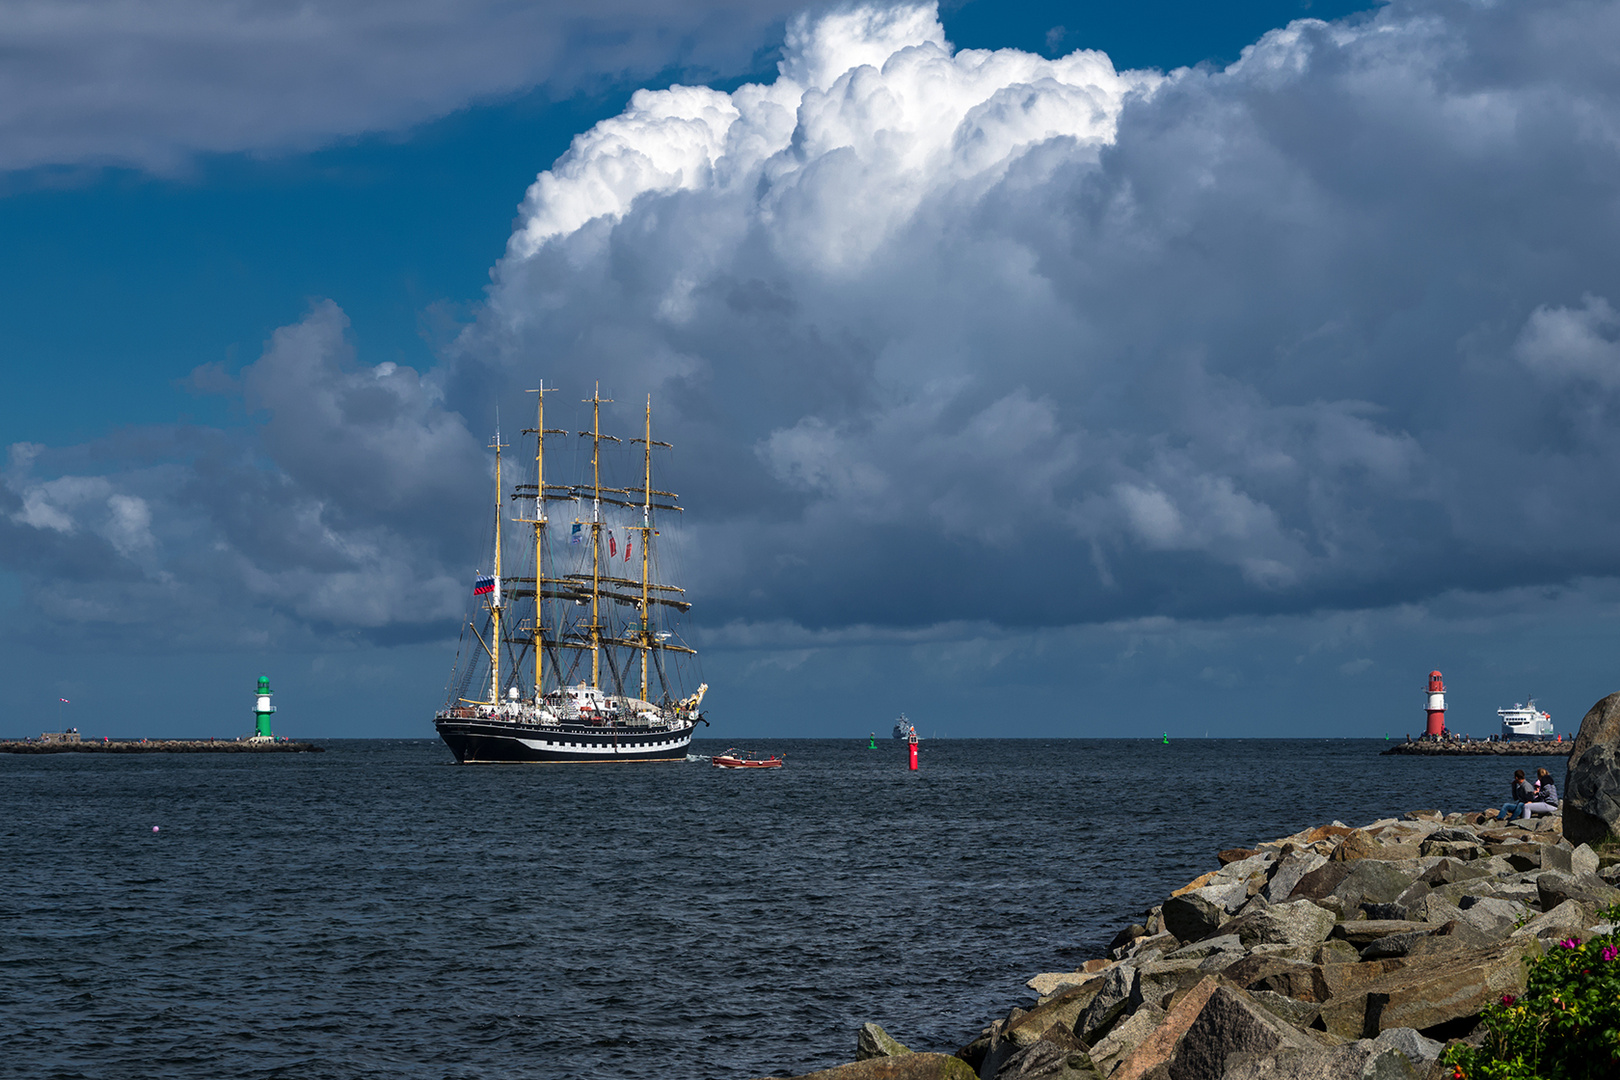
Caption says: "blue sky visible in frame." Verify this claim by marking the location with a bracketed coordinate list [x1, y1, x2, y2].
[6, 0, 1620, 740]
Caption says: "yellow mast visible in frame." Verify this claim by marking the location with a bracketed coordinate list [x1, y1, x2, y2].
[587, 384, 612, 689]
[640, 397, 652, 702]
[489, 425, 506, 705]
[632, 396, 672, 704]
[526, 384, 555, 700]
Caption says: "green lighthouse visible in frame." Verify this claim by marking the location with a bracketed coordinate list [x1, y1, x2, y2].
[254, 675, 276, 739]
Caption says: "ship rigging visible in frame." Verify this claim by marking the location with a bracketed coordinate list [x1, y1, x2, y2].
[433, 384, 707, 763]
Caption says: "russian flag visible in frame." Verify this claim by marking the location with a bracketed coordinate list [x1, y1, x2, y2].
[473, 575, 496, 595]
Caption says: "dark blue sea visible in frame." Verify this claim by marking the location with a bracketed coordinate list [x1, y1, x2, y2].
[0, 738, 1573, 1079]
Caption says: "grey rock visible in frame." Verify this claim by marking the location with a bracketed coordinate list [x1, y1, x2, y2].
[1331, 861, 1419, 911]
[1563, 691, 1620, 847]
[1162, 984, 1321, 1080]
[1249, 989, 1321, 1030]
[1418, 858, 1492, 887]
[1265, 852, 1329, 903]
[1357, 928, 1439, 961]
[1226, 900, 1336, 948]
[1511, 898, 1597, 941]
[1420, 839, 1485, 861]
[991, 1038, 1101, 1080]
[1220, 1043, 1423, 1080]
[1465, 880, 1540, 907]
[1454, 896, 1529, 937]
[1161, 891, 1226, 943]
[1371, 1027, 1443, 1063]
[1409, 894, 1465, 926]
[1314, 939, 1361, 965]
[1074, 963, 1137, 1044]
[857, 1022, 912, 1060]
[1087, 1003, 1164, 1078]
[1124, 933, 1179, 965]
[1288, 861, 1353, 902]
[1164, 935, 1241, 961]
[1131, 958, 1207, 1012]
[1539, 844, 1600, 876]
[1330, 919, 1434, 947]
[1537, 870, 1620, 912]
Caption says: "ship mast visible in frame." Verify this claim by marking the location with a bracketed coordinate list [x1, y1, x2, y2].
[586, 384, 613, 690]
[526, 383, 555, 700]
[488, 425, 506, 705]
[636, 396, 671, 702]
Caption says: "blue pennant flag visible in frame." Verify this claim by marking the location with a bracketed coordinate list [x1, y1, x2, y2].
[570, 522, 582, 545]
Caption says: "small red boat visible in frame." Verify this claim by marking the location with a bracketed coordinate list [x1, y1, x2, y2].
[711, 748, 784, 769]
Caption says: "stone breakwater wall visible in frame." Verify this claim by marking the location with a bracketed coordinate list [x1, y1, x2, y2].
[769, 808, 1620, 1080]
[0, 739, 323, 754]
[1381, 740, 1571, 757]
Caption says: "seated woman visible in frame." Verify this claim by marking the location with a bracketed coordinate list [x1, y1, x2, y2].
[1522, 767, 1560, 818]
[1498, 769, 1534, 822]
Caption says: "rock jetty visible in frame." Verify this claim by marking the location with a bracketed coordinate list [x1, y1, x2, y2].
[1381, 739, 1571, 757]
[0, 738, 322, 753]
[769, 806, 1618, 1080]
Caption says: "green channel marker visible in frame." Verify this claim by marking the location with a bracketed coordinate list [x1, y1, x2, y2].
[254, 675, 276, 739]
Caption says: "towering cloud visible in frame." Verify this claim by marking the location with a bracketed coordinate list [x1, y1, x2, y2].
[461, 0, 1620, 636]
[6, 0, 1620, 661]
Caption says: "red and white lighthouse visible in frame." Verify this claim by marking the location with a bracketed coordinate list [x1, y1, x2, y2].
[1425, 671, 1447, 738]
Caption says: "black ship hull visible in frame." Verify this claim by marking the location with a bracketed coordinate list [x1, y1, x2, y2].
[434, 717, 694, 764]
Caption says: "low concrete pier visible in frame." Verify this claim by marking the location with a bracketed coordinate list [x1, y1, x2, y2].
[1381, 739, 1570, 757]
[0, 738, 323, 754]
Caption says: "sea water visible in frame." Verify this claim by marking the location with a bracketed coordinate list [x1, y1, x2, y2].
[0, 738, 1571, 1079]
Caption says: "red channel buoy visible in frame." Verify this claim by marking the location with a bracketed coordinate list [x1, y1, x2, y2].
[908, 733, 918, 770]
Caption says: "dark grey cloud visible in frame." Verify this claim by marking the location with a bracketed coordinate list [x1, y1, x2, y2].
[2, 302, 480, 650]
[0, 0, 815, 174]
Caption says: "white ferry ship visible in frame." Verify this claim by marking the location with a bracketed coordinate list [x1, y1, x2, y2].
[1498, 700, 1554, 740]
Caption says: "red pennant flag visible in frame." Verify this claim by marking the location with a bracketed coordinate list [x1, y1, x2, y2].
[625, 537, 633, 562]
[608, 532, 617, 557]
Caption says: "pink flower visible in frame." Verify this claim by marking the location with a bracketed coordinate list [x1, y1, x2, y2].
[1603, 946, 1619, 962]
[1501, 994, 1517, 1006]
[1559, 937, 1582, 949]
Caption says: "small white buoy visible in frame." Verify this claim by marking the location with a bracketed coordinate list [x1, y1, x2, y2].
[152, 826, 160, 832]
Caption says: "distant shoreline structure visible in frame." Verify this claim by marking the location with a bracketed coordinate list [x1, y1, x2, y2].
[1381, 739, 1570, 757]
[0, 738, 323, 754]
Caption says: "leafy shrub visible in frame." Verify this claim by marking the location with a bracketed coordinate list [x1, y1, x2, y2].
[1443, 927, 1620, 1080]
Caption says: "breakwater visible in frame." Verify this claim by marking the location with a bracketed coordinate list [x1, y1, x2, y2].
[1381, 739, 1571, 757]
[799, 804, 1615, 1080]
[0, 738, 322, 753]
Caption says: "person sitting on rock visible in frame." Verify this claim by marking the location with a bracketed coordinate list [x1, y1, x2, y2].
[1498, 769, 1534, 822]
[1521, 767, 1560, 818]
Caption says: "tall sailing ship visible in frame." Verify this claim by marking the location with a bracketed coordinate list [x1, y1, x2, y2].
[433, 385, 708, 763]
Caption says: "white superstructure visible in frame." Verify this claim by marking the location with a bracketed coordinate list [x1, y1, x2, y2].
[1499, 700, 1554, 739]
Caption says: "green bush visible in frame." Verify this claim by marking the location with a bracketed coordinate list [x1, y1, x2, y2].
[1443, 912, 1620, 1080]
